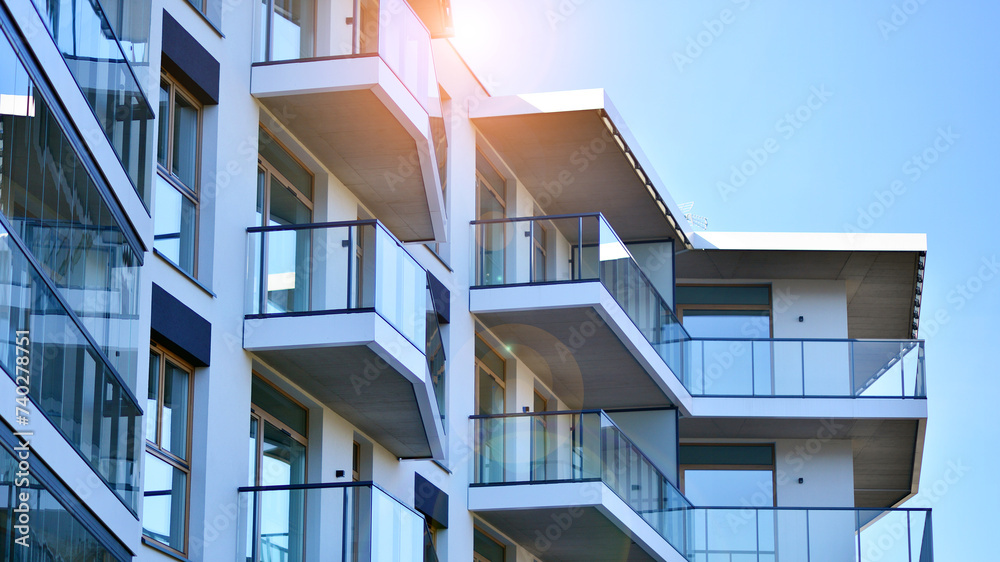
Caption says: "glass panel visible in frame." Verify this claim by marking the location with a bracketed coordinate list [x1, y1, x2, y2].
[0, 32, 142, 390]
[683, 470, 774, 507]
[147, 351, 160, 443]
[0, 438, 124, 560]
[153, 175, 197, 274]
[142, 452, 187, 551]
[272, 0, 315, 61]
[804, 340, 851, 396]
[157, 81, 169, 167]
[682, 310, 771, 338]
[371, 487, 423, 562]
[251, 376, 308, 437]
[358, 0, 380, 54]
[254, 0, 269, 62]
[377, 0, 439, 113]
[260, 128, 312, 200]
[162, 358, 190, 459]
[0, 217, 141, 509]
[30, 0, 155, 205]
[171, 93, 199, 190]
[473, 528, 506, 562]
[266, 178, 311, 313]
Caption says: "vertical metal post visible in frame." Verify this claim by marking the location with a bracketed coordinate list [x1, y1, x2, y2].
[528, 220, 534, 283]
[900, 342, 907, 398]
[800, 340, 807, 397]
[577, 216, 583, 280]
[849, 341, 856, 397]
[258, 231, 268, 315]
[346, 226, 354, 308]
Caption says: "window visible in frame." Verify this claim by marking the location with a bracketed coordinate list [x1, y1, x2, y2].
[144, 345, 193, 555]
[473, 526, 506, 562]
[531, 207, 547, 282]
[679, 444, 775, 507]
[532, 391, 549, 480]
[256, 127, 314, 313]
[186, 0, 223, 29]
[476, 150, 507, 285]
[155, 74, 201, 277]
[676, 285, 772, 338]
[248, 375, 308, 561]
[475, 335, 506, 483]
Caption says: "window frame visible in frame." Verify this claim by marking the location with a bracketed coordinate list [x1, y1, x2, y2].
[155, 73, 202, 278]
[678, 443, 777, 507]
[248, 373, 310, 487]
[474, 334, 506, 416]
[143, 344, 195, 557]
[676, 283, 774, 338]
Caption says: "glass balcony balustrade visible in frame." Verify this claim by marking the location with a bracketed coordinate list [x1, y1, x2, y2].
[30, 0, 155, 207]
[0, 218, 142, 511]
[688, 506, 933, 562]
[471, 214, 927, 400]
[471, 410, 692, 555]
[253, 0, 441, 116]
[246, 220, 429, 353]
[238, 482, 425, 562]
[471, 411, 933, 561]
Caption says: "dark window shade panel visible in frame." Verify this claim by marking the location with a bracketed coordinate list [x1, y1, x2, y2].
[680, 444, 774, 466]
[161, 11, 220, 104]
[251, 376, 307, 436]
[676, 285, 771, 306]
[151, 283, 211, 366]
[414, 473, 448, 528]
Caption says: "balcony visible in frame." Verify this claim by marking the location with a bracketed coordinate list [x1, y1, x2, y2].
[471, 89, 691, 246]
[250, 0, 446, 242]
[470, 213, 691, 412]
[470, 410, 691, 561]
[469, 413, 933, 561]
[244, 220, 444, 459]
[686, 338, 924, 398]
[238, 482, 426, 561]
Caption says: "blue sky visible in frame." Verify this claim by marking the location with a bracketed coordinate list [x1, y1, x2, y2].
[451, 0, 998, 557]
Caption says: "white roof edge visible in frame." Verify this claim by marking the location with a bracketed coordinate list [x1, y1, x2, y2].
[470, 88, 695, 244]
[469, 88, 607, 118]
[690, 231, 927, 252]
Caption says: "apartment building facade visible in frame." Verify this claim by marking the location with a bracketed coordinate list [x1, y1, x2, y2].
[0, 0, 932, 560]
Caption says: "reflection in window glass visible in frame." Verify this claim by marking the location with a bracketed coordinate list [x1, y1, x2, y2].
[681, 310, 771, 338]
[142, 452, 188, 551]
[153, 174, 197, 273]
[684, 469, 774, 507]
[144, 347, 193, 555]
[172, 93, 199, 188]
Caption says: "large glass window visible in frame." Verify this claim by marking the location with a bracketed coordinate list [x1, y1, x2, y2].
[473, 527, 506, 562]
[143, 346, 193, 555]
[476, 150, 507, 285]
[257, 127, 314, 313]
[680, 444, 775, 507]
[154, 75, 201, 277]
[248, 375, 308, 561]
[677, 285, 772, 338]
[475, 335, 506, 484]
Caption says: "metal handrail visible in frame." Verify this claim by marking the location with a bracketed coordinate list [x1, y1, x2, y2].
[238, 480, 424, 519]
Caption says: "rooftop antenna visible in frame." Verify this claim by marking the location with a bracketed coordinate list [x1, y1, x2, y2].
[679, 202, 708, 230]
